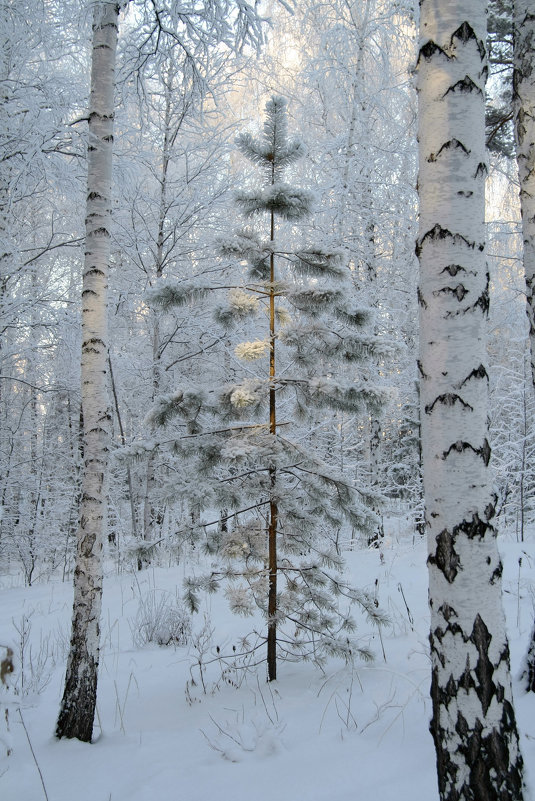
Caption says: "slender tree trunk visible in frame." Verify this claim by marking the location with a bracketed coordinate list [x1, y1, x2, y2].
[417, 3, 524, 798]
[267, 204, 278, 682]
[142, 68, 175, 555]
[56, 1, 118, 742]
[108, 355, 137, 541]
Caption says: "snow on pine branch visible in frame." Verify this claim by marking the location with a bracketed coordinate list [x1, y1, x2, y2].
[282, 376, 387, 416]
[286, 286, 346, 315]
[145, 387, 211, 428]
[147, 278, 212, 310]
[280, 323, 395, 364]
[214, 288, 260, 327]
[291, 248, 348, 278]
[235, 183, 314, 221]
[234, 339, 269, 360]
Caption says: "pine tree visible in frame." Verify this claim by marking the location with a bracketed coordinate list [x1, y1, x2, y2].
[146, 96, 388, 680]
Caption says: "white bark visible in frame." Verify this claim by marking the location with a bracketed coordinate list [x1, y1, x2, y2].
[513, 1, 535, 387]
[417, 2, 524, 798]
[56, 1, 118, 742]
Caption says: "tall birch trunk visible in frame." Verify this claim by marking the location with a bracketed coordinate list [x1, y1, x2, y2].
[514, 0, 535, 387]
[513, 0, 535, 693]
[417, 2, 524, 798]
[56, 1, 118, 742]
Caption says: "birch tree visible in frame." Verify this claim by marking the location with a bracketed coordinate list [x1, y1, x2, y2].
[416, 2, 525, 798]
[514, 2, 535, 386]
[56, 0, 118, 742]
[513, 0, 535, 693]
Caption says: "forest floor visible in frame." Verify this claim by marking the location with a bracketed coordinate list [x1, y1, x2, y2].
[1, 516, 534, 801]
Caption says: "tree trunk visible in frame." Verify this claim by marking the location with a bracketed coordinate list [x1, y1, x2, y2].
[514, 0, 535, 387]
[56, 1, 118, 742]
[267, 203, 278, 682]
[513, 0, 535, 692]
[417, 2, 524, 798]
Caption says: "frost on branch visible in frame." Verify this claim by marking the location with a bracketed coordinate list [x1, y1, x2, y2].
[235, 339, 269, 360]
[214, 288, 259, 327]
[222, 379, 264, 410]
[287, 286, 345, 315]
[136, 95, 389, 676]
[291, 248, 348, 278]
[147, 278, 211, 310]
[236, 184, 314, 221]
[146, 388, 208, 429]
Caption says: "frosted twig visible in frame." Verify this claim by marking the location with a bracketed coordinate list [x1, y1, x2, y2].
[18, 708, 49, 801]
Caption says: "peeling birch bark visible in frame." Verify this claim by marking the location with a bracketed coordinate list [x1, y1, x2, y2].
[56, 1, 118, 742]
[417, 2, 524, 798]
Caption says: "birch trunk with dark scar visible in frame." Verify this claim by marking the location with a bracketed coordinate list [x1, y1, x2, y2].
[417, 2, 524, 798]
[56, 1, 118, 742]
[513, 1, 535, 694]
[514, 0, 535, 388]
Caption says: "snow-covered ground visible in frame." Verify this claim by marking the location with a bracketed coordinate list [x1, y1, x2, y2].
[1, 521, 534, 801]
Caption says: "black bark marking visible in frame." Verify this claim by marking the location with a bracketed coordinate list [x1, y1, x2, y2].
[451, 21, 486, 60]
[472, 287, 489, 313]
[442, 438, 491, 465]
[416, 224, 476, 257]
[417, 287, 427, 308]
[430, 628, 524, 800]
[88, 111, 115, 122]
[474, 162, 488, 179]
[472, 614, 494, 714]
[89, 227, 110, 238]
[434, 284, 469, 301]
[418, 40, 451, 63]
[427, 139, 471, 162]
[87, 192, 104, 201]
[428, 529, 461, 583]
[441, 604, 457, 622]
[457, 363, 488, 387]
[425, 393, 473, 414]
[417, 360, 429, 379]
[490, 562, 503, 584]
[444, 76, 483, 97]
[457, 189, 473, 197]
[485, 498, 496, 521]
[441, 264, 466, 277]
[458, 512, 491, 540]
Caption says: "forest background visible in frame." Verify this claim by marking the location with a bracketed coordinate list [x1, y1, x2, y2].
[1, 0, 534, 799]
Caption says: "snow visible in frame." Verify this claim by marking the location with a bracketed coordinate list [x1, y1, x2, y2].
[1, 523, 534, 801]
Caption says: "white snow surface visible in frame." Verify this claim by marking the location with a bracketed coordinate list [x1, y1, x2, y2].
[1, 521, 534, 801]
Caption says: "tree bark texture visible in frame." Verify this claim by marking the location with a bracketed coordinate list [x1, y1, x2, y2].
[513, 1, 535, 387]
[417, 2, 524, 799]
[56, 1, 118, 742]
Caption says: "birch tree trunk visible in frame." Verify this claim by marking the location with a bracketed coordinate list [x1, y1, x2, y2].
[513, 0, 535, 693]
[56, 0, 118, 742]
[514, 0, 535, 387]
[417, 2, 525, 797]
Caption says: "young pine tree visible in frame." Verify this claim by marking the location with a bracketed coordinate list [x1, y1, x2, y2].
[145, 97, 389, 680]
